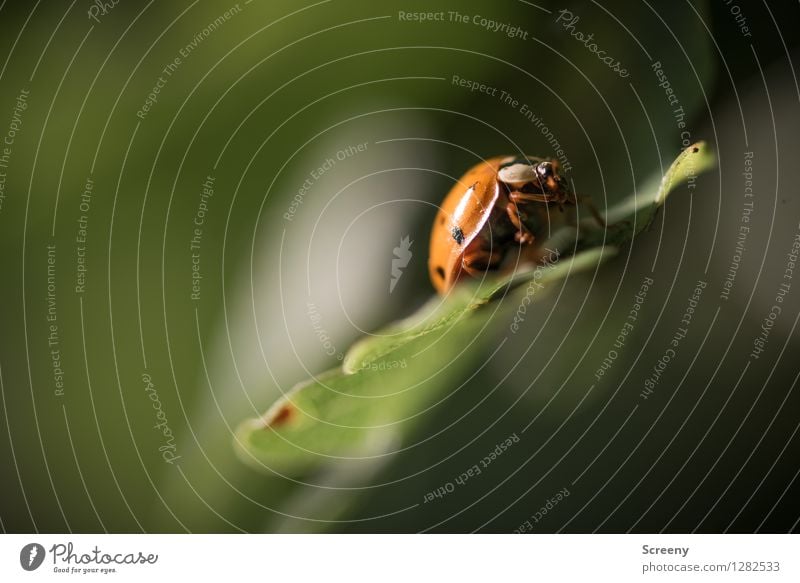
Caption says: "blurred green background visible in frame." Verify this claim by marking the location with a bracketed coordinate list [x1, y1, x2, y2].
[1, 0, 799, 533]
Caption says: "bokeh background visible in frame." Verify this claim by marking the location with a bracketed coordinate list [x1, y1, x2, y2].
[0, 0, 799, 533]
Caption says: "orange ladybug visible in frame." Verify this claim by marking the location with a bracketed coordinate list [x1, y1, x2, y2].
[428, 156, 576, 294]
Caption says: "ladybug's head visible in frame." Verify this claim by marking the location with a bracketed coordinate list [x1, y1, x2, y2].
[534, 160, 567, 194]
[497, 157, 572, 202]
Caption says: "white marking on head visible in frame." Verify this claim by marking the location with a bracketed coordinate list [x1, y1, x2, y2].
[498, 163, 537, 186]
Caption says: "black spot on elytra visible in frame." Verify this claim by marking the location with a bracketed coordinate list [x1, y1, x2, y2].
[435, 266, 445, 279]
[439, 216, 445, 225]
[451, 225, 464, 245]
[692, 146, 699, 153]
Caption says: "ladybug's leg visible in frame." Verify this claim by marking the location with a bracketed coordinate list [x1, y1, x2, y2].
[508, 190, 555, 205]
[579, 195, 606, 227]
[462, 246, 503, 277]
[505, 202, 535, 245]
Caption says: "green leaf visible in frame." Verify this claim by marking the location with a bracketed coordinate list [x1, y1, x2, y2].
[235, 247, 614, 476]
[235, 142, 715, 476]
[578, 141, 716, 247]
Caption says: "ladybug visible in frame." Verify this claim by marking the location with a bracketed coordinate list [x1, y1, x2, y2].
[428, 155, 577, 294]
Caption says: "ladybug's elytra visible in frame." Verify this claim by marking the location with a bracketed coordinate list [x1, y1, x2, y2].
[428, 155, 578, 294]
